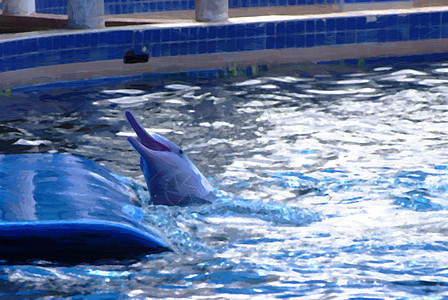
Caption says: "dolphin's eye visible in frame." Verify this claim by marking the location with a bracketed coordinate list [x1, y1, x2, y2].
[178, 149, 184, 155]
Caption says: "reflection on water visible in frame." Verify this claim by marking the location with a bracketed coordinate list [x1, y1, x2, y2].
[0, 61, 448, 298]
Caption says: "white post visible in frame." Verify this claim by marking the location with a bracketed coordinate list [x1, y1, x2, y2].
[2, 0, 35, 15]
[195, 0, 228, 22]
[67, 0, 105, 29]
[338, 0, 344, 12]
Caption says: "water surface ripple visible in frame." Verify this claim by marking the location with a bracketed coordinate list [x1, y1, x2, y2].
[0, 62, 448, 299]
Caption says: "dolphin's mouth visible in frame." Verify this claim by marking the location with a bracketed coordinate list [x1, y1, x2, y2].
[125, 111, 169, 152]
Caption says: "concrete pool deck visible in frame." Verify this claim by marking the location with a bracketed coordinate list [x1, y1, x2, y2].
[1, 1, 448, 89]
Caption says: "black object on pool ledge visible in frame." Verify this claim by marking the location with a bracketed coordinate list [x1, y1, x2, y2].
[124, 49, 149, 64]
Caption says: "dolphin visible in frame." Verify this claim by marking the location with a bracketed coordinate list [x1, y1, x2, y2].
[126, 111, 215, 206]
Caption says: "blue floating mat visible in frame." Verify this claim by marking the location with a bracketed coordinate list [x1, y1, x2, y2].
[0, 153, 171, 263]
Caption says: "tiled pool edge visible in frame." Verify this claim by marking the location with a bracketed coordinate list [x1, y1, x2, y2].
[2, 6, 448, 89]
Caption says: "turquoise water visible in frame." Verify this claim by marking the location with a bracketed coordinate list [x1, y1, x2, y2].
[1, 62, 448, 298]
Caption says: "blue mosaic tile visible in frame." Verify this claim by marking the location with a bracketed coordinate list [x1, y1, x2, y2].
[180, 1, 189, 9]
[346, 31, 356, 44]
[431, 12, 441, 25]
[229, 40, 239, 52]
[276, 23, 286, 35]
[366, 30, 377, 43]
[266, 37, 275, 49]
[377, 29, 387, 42]
[74, 34, 88, 48]
[275, 36, 285, 49]
[199, 27, 208, 39]
[442, 11, 448, 24]
[266, 23, 276, 36]
[208, 26, 217, 39]
[285, 36, 295, 48]
[198, 41, 208, 54]
[296, 21, 305, 34]
[305, 34, 315, 47]
[90, 33, 99, 47]
[419, 27, 431, 40]
[315, 33, 325, 46]
[53, 36, 63, 49]
[306, 20, 315, 32]
[160, 43, 170, 56]
[227, 26, 236, 38]
[22, 39, 38, 53]
[250, 0, 259, 7]
[161, 30, 170, 43]
[387, 29, 399, 42]
[89, 48, 105, 61]
[246, 24, 258, 37]
[356, 17, 367, 30]
[32, 0, 416, 14]
[442, 25, 448, 38]
[316, 20, 325, 32]
[295, 35, 305, 47]
[428, 26, 441, 39]
[336, 18, 346, 31]
[356, 30, 367, 44]
[326, 18, 336, 31]
[151, 44, 161, 57]
[45, 37, 54, 51]
[189, 27, 199, 40]
[418, 13, 431, 28]
[205, 40, 215, 53]
[179, 42, 189, 55]
[345, 0, 405, 2]
[323, 31, 333, 45]
[172, 28, 183, 42]
[180, 27, 190, 40]
[170, 43, 180, 56]
[398, 28, 409, 41]
[398, 14, 410, 25]
[217, 26, 227, 39]
[346, 17, 357, 31]
[336, 32, 346, 44]
[14, 40, 24, 56]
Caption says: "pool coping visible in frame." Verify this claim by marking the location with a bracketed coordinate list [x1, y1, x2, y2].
[2, 5, 448, 89]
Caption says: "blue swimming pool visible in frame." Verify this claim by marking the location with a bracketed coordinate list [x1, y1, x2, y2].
[1, 61, 447, 298]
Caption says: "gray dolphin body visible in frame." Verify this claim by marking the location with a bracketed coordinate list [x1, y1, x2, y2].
[126, 111, 215, 206]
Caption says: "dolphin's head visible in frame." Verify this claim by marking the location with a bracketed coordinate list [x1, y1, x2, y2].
[125, 111, 215, 206]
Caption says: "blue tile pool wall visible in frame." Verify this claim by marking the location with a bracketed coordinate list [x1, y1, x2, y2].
[33, 0, 411, 14]
[1, 10, 448, 72]
[35, 0, 195, 14]
[36, 0, 67, 14]
[344, 0, 405, 2]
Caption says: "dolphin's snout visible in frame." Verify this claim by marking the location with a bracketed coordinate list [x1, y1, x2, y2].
[125, 111, 170, 152]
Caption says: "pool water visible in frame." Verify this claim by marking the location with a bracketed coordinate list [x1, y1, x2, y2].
[1, 62, 448, 299]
